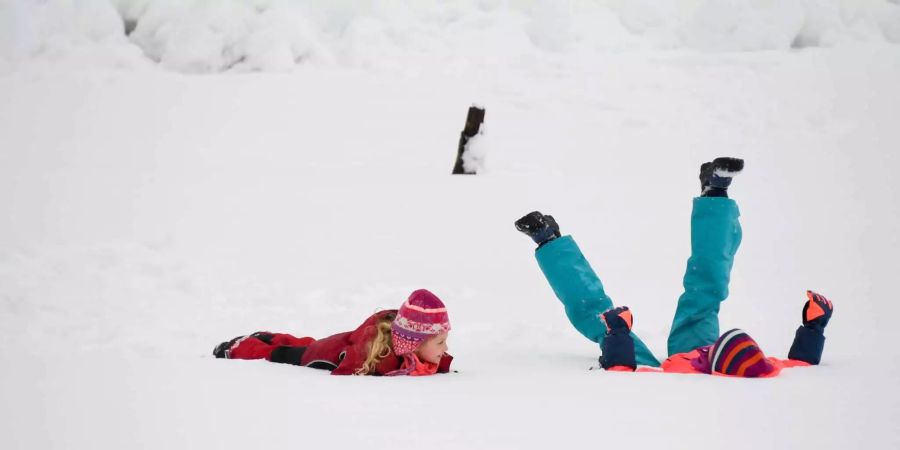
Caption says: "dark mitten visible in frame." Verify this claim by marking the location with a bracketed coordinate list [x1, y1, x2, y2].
[514, 211, 561, 247]
[600, 306, 633, 333]
[437, 354, 454, 373]
[801, 290, 833, 331]
[788, 291, 834, 365]
[599, 306, 636, 370]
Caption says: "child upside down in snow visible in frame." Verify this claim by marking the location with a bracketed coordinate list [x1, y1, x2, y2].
[514, 157, 834, 377]
[213, 289, 453, 376]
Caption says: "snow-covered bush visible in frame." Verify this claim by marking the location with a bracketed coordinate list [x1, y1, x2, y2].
[0, 0, 143, 68]
[1, 0, 899, 72]
[125, 0, 327, 72]
[611, 0, 900, 51]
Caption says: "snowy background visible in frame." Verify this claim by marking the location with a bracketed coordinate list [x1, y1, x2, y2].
[1, 0, 899, 449]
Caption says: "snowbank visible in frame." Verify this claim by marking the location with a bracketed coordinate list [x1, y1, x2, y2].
[0, 0, 147, 70]
[613, 0, 900, 50]
[2, 0, 899, 73]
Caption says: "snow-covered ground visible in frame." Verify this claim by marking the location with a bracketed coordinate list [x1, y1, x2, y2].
[1, 1, 899, 449]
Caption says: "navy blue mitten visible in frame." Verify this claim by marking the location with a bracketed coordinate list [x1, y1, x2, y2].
[788, 291, 834, 365]
[599, 306, 636, 371]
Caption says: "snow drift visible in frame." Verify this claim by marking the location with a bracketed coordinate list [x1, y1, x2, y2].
[2, 0, 900, 72]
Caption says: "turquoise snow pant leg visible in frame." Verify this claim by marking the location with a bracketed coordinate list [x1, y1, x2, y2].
[536, 236, 661, 367]
[667, 197, 742, 356]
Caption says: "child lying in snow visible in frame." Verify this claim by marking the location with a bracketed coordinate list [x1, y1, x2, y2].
[515, 157, 833, 377]
[596, 293, 832, 376]
[213, 289, 453, 376]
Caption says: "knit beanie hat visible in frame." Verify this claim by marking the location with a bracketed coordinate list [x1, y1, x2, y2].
[710, 329, 775, 378]
[391, 289, 451, 356]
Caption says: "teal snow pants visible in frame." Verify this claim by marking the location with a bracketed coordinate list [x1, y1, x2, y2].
[534, 197, 742, 367]
[666, 197, 742, 355]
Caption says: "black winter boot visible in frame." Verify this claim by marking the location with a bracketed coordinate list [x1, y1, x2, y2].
[213, 335, 245, 359]
[700, 157, 744, 197]
[515, 211, 561, 247]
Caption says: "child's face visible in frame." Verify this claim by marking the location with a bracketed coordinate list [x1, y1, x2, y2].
[416, 332, 449, 364]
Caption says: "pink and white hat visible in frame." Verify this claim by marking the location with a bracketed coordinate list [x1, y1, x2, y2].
[391, 289, 451, 355]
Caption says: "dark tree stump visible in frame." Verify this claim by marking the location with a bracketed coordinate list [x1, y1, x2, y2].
[452, 106, 486, 175]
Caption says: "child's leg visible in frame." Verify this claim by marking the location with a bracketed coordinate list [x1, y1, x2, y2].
[536, 236, 661, 367]
[270, 333, 316, 348]
[667, 197, 742, 356]
[214, 332, 314, 360]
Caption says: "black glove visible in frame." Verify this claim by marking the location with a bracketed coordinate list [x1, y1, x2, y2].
[213, 335, 245, 359]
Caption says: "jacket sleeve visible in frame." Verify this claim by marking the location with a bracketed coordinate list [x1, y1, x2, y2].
[787, 325, 826, 365]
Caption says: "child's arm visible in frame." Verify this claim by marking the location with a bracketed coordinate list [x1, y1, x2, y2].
[599, 307, 637, 371]
[787, 291, 833, 365]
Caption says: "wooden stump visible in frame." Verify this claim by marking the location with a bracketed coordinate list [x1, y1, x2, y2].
[452, 106, 486, 175]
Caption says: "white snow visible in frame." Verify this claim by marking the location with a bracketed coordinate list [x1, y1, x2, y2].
[1, 1, 899, 449]
[462, 124, 489, 174]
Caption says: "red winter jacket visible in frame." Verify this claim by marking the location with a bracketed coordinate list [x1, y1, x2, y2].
[226, 310, 453, 376]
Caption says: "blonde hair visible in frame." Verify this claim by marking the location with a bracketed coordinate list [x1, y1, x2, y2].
[355, 313, 396, 375]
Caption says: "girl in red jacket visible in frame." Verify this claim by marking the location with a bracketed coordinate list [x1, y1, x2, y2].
[213, 289, 453, 376]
